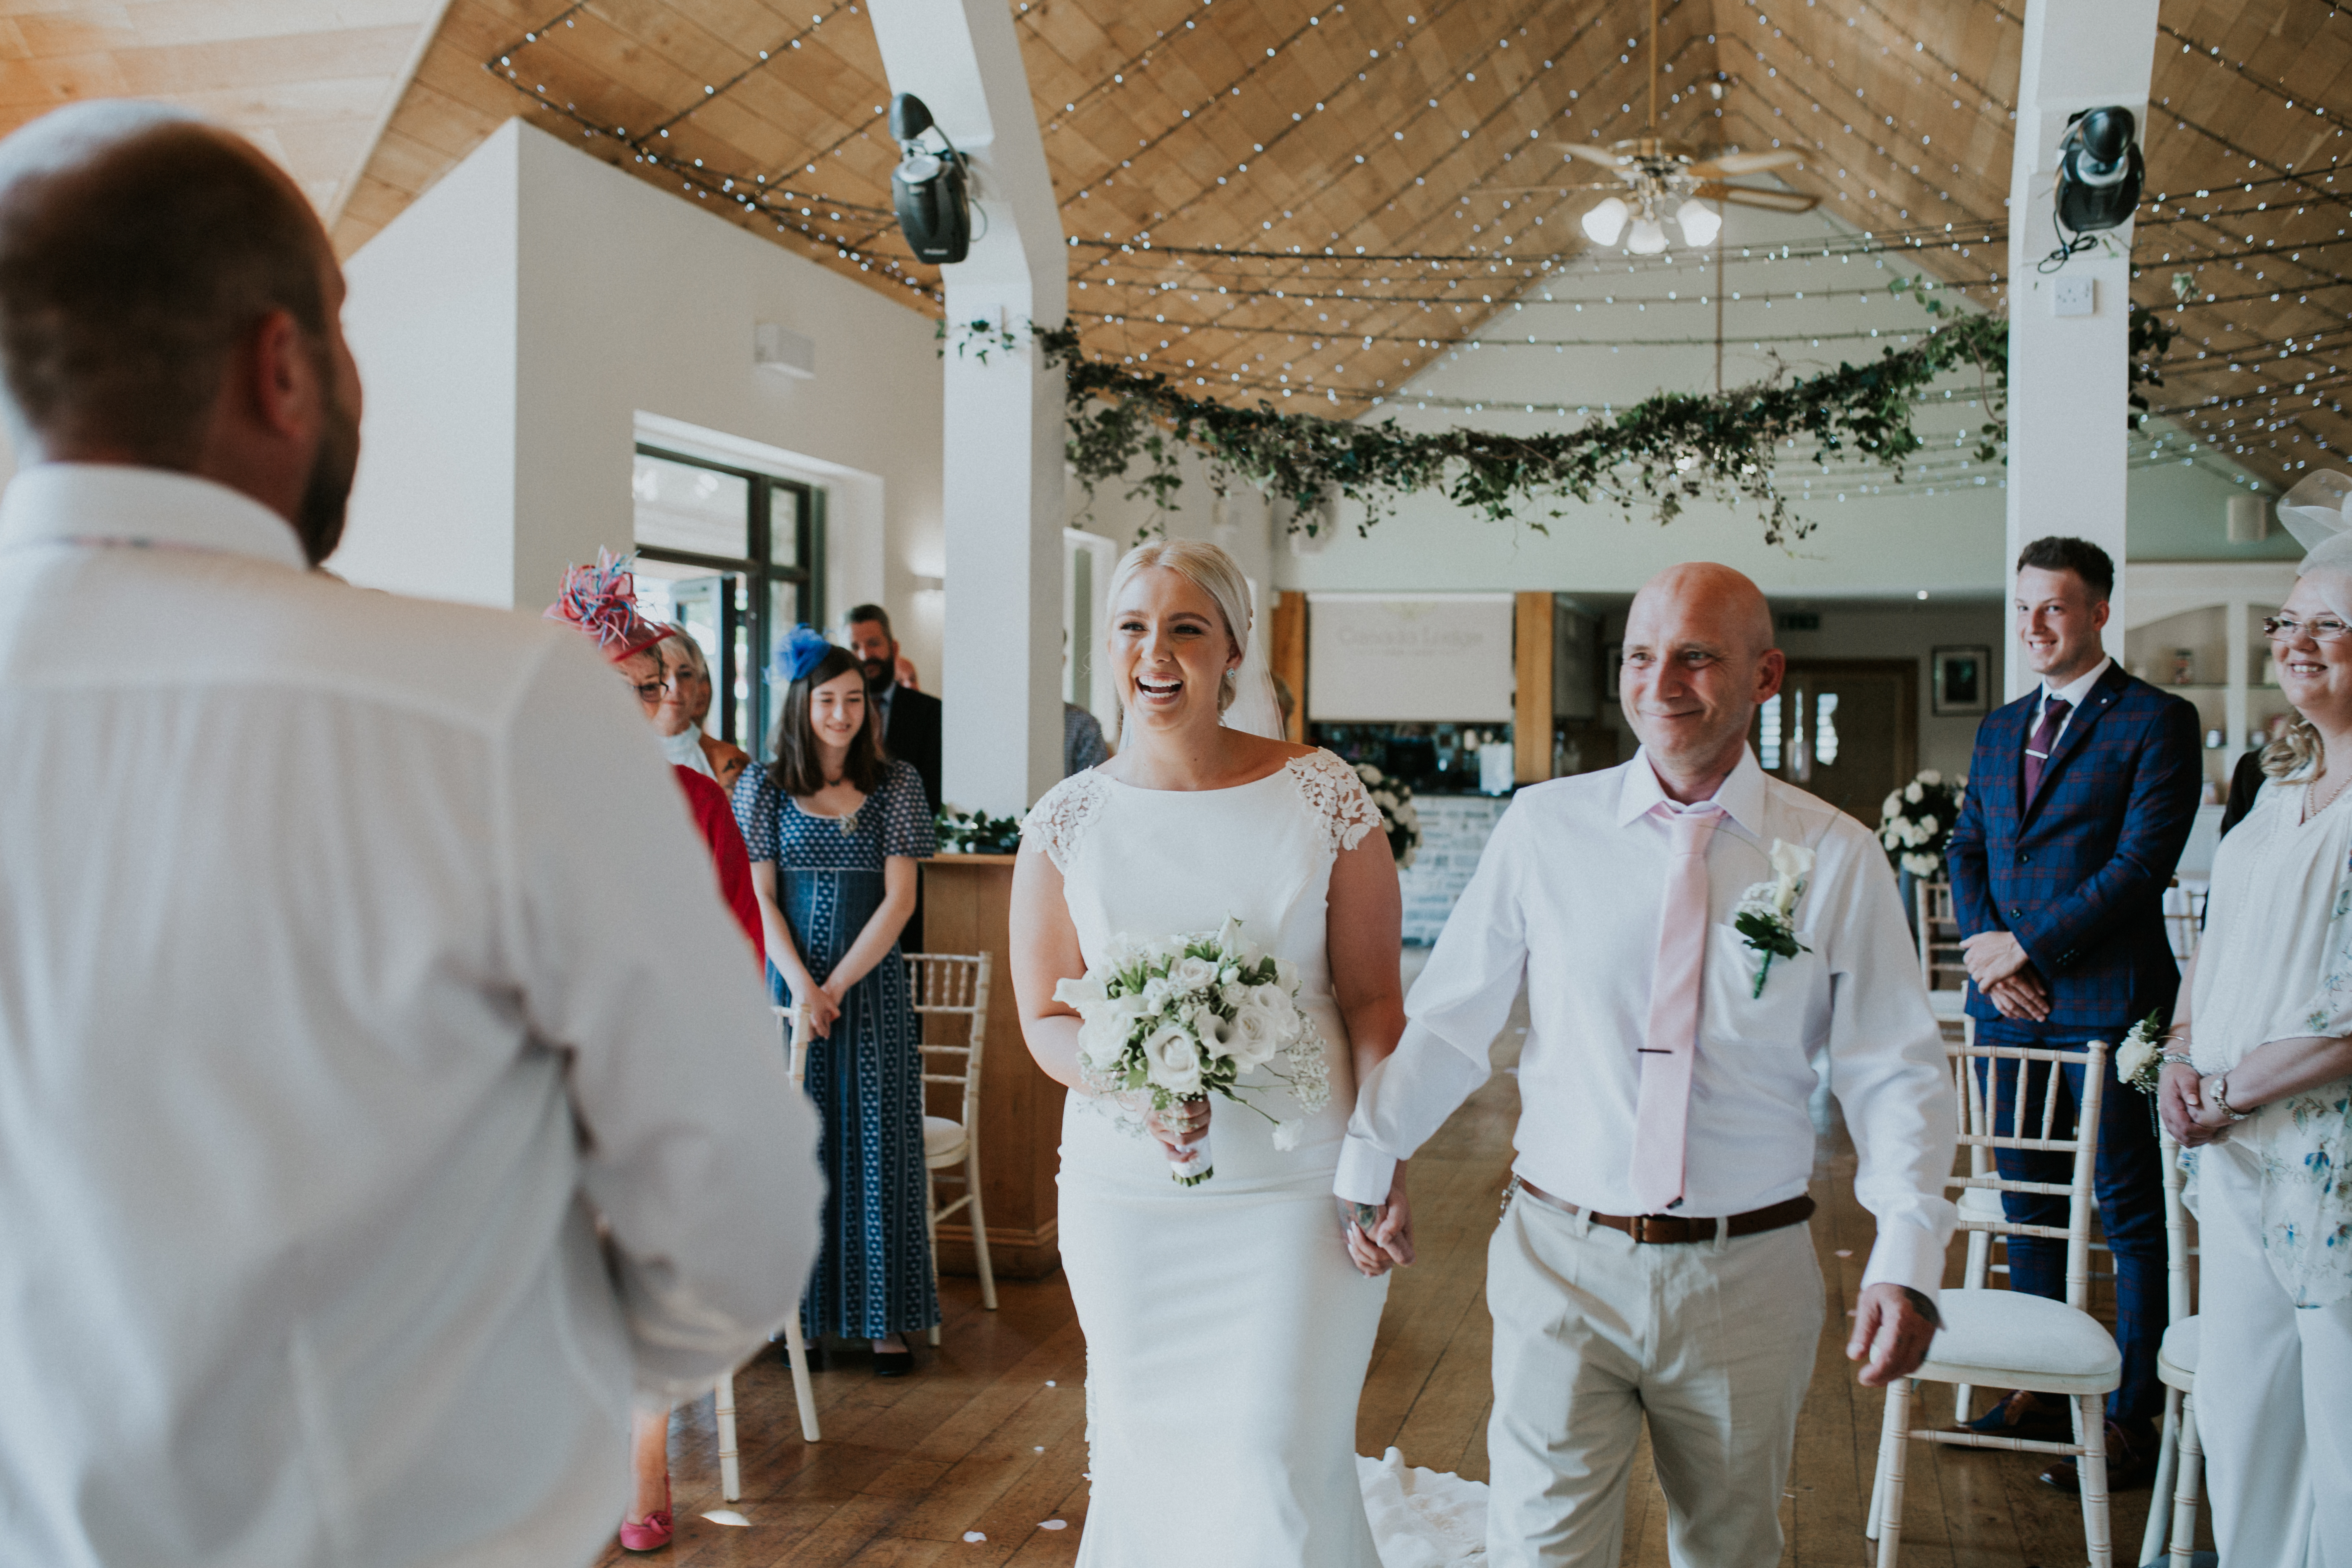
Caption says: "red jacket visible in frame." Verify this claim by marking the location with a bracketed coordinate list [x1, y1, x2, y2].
[672, 766, 763, 957]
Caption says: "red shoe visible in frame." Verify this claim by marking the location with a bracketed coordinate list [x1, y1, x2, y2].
[618, 1473, 672, 1553]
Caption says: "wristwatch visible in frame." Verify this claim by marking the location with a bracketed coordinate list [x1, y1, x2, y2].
[2208, 1073, 2255, 1122]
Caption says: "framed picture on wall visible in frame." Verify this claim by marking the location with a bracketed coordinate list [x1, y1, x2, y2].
[1602, 642, 1622, 702]
[1931, 646, 1992, 716]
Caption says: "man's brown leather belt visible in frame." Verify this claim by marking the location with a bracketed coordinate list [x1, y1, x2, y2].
[1515, 1178, 1815, 1244]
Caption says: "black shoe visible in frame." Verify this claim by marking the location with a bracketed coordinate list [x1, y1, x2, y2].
[1957, 1388, 2073, 1444]
[872, 1344, 914, 1379]
[2039, 1418, 2158, 1494]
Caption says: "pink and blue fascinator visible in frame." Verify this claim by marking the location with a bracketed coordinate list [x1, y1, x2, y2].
[769, 624, 838, 686]
[544, 549, 672, 663]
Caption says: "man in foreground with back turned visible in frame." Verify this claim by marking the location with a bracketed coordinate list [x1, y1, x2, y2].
[0, 104, 823, 1566]
[1335, 563, 1956, 1568]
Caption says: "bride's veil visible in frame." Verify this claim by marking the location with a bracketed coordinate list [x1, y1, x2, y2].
[1222, 606, 1287, 741]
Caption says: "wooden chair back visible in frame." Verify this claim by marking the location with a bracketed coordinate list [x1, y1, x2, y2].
[906, 952, 990, 1132]
[1947, 1036, 2107, 1309]
[2159, 1125, 2194, 1325]
[773, 1003, 810, 1088]
[1915, 878, 1969, 993]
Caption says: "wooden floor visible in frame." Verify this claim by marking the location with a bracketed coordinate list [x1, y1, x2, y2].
[606, 1047, 2180, 1566]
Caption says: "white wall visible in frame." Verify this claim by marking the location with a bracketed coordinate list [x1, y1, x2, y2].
[337, 120, 946, 683]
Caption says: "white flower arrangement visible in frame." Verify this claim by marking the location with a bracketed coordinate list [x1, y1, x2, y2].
[1052, 917, 1332, 1185]
[1354, 762, 1421, 868]
[1732, 839, 1814, 996]
[1876, 769, 1967, 881]
[2112, 1010, 2172, 1096]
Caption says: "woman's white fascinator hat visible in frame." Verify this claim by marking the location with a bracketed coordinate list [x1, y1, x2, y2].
[2278, 470, 2352, 579]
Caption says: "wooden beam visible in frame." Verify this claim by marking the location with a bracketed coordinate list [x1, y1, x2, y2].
[1514, 590, 1552, 785]
[1270, 590, 1308, 744]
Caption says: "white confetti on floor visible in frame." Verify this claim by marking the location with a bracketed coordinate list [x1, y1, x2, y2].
[1039, 1520, 1068, 1531]
[703, 1510, 750, 1527]
[963, 1531, 987, 1543]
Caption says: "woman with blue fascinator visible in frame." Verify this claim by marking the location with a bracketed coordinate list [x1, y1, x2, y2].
[733, 625, 939, 1376]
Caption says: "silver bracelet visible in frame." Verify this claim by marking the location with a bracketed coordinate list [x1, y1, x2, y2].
[2159, 1049, 2196, 1068]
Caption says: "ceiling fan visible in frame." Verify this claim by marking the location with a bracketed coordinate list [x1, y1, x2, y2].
[1479, 0, 1819, 253]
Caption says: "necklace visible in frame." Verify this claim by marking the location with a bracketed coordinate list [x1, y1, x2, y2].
[2310, 769, 2351, 820]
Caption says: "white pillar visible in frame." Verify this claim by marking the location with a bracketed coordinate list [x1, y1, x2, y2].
[870, 0, 1068, 814]
[2003, 0, 2160, 699]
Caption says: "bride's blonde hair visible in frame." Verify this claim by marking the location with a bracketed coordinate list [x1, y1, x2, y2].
[1103, 538, 1253, 719]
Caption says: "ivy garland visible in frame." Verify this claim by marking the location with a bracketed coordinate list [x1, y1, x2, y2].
[1038, 280, 2010, 548]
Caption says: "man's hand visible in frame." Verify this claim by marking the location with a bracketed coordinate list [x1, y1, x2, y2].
[1847, 1283, 1939, 1387]
[1961, 931, 2033, 988]
[1340, 1166, 1416, 1278]
[1982, 970, 2051, 1022]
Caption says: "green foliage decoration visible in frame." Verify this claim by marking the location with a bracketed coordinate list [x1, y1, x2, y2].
[1037, 280, 2009, 548]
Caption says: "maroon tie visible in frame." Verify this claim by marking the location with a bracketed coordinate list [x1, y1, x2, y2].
[2023, 697, 2072, 805]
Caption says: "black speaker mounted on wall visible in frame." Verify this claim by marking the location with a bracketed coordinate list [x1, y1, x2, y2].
[888, 93, 971, 266]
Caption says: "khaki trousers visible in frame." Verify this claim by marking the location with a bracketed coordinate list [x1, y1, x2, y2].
[1485, 1186, 1824, 1568]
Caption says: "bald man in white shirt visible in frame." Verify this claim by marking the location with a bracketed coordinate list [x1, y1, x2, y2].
[1336, 564, 1955, 1568]
[0, 105, 822, 1566]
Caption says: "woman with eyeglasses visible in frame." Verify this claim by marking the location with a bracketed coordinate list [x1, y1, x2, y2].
[2157, 474, 2352, 1568]
[652, 627, 752, 794]
[733, 626, 939, 1378]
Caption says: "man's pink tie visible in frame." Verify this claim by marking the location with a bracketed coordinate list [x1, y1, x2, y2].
[1629, 800, 1723, 1213]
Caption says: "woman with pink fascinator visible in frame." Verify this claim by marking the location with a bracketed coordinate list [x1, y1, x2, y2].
[546, 551, 764, 1553]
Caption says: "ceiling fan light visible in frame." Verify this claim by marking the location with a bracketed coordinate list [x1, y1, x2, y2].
[1676, 199, 1721, 247]
[1626, 216, 1669, 255]
[1580, 196, 1629, 247]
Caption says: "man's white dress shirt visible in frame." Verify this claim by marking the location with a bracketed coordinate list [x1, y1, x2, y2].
[2031, 654, 2113, 748]
[1335, 746, 1957, 1298]
[0, 467, 822, 1568]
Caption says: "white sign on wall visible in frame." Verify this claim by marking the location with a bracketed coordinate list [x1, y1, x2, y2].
[1307, 594, 1514, 722]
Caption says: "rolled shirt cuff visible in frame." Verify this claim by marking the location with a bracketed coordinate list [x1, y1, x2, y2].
[1858, 1221, 1947, 1307]
[1333, 1135, 1397, 1206]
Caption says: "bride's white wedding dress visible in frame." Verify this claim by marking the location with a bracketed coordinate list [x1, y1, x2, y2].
[1023, 751, 1486, 1568]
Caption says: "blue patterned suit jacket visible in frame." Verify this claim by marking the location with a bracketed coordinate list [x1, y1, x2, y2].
[1945, 662, 2202, 1027]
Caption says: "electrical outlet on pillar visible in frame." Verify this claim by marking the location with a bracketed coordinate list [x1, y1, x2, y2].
[2050, 277, 2094, 318]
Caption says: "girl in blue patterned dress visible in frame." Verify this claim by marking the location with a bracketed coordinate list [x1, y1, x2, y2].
[734, 629, 939, 1374]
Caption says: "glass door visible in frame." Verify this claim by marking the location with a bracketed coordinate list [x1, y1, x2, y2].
[631, 446, 820, 755]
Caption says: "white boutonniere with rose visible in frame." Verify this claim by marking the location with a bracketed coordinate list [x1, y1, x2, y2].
[1732, 839, 1814, 998]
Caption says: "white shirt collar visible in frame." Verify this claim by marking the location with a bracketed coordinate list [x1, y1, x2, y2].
[2040, 655, 2112, 711]
[1616, 743, 1769, 838]
[0, 462, 308, 572]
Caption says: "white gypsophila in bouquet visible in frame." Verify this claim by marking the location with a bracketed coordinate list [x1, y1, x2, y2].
[1051, 916, 1332, 1185]
[1353, 762, 1421, 869]
[1876, 769, 1967, 881]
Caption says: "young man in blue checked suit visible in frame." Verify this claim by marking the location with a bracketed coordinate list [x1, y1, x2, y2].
[1944, 536, 2202, 1492]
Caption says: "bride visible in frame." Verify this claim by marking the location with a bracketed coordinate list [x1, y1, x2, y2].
[1011, 538, 1417, 1565]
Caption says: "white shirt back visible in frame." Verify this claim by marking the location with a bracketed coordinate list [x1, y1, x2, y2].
[0, 467, 821, 1568]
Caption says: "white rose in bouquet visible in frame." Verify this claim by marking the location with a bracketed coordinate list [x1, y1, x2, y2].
[1169, 955, 1221, 992]
[1140, 1022, 1204, 1096]
[1228, 996, 1288, 1069]
[1904, 780, 1924, 803]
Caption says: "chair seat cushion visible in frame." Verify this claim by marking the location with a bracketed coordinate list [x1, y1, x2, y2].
[1957, 1185, 2005, 1221]
[1916, 1288, 2122, 1392]
[2159, 1316, 2198, 1388]
[925, 1115, 968, 1164]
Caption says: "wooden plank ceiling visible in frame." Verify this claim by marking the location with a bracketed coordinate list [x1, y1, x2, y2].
[45, 0, 2339, 496]
[0, 0, 447, 218]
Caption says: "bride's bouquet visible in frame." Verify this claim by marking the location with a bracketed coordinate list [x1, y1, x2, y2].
[1053, 917, 1331, 1185]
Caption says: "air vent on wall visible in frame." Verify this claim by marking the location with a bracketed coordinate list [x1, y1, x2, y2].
[754, 323, 816, 379]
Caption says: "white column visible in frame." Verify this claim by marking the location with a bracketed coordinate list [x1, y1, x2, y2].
[2003, 0, 2161, 699]
[871, 0, 1068, 814]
